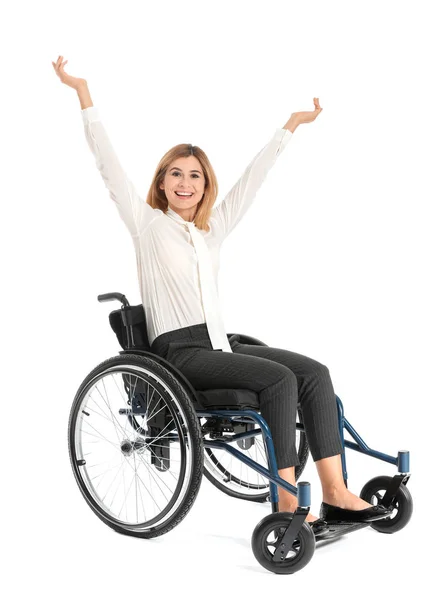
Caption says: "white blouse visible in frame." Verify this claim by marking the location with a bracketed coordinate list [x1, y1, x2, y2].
[81, 106, 293, 350]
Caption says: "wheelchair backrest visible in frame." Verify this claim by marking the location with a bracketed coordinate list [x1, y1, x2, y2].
[109, 304, 151, 351]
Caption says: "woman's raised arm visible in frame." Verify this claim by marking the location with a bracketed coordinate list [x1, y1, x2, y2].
[211, 99, 323, 241]
[52, 56, 159, 237]
[211, 127, 293, 240]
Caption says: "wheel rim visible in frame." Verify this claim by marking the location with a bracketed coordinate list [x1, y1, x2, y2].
[202, 416, 305, 498]
[267, 526, 303, 559]
[369, 488, 399, 522]
[70, 364, 195, 532]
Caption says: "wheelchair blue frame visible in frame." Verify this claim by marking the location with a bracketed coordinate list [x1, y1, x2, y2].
[195, 395, 410, 510]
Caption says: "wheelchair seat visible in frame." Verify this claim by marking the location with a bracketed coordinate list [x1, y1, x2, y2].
[108, 303, 261, 411]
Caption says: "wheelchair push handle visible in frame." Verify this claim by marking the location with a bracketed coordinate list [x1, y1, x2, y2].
[97, 292, 129, 307]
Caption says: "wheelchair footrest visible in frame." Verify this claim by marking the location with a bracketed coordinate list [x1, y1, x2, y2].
[315, 521, 370, 541]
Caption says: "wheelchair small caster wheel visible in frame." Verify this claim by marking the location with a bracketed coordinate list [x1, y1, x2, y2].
[360, 475, 413, 533]
[251, 512, 315, 574]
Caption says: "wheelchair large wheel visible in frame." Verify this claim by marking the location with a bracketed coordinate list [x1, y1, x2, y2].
[359, 475, 413, 533]
[202, 408, 309, 503]
[68, 353, 203, 539]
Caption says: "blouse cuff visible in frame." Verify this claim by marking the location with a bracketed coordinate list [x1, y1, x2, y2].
[276, 127, 294, 143]
[81, 105, 100, 125]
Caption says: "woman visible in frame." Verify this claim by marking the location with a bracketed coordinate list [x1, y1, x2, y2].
[53, 55, 391, 533]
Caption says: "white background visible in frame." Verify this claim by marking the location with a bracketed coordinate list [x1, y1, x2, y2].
[1, 0, 445, 596]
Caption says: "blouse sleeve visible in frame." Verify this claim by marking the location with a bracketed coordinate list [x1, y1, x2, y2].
[81, 106, 159, 237]
[211, 127, 293, 240]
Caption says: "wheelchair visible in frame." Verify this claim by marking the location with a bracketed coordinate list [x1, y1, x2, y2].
[68, 292, 413, 575]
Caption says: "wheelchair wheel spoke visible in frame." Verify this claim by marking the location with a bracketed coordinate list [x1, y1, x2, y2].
[135, 454, 166, 512]
[138, 449, 178, 493]
[117, 465, 139, 520]
[89, 457, 123, 479]
[97, 377, 129, 440]
[80, 420, 121, 450]
[101, 457, 128, 506]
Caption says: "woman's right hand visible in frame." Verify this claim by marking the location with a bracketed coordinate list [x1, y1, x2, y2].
[52, 55, 86, 91]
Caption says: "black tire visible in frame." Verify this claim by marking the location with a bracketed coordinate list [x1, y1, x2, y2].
[203, 410, 309, 502]
[251, 512, 315, 574]
[68, 353, 203, 539]
[359, 475, 413, 534]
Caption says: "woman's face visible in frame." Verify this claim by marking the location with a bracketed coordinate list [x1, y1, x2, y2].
[160, 155, 205, 214]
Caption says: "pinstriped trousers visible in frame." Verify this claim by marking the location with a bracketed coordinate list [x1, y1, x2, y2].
[151, 323, 343, 470]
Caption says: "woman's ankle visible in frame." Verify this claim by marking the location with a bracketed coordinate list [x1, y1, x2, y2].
[322, 483, 348, 505]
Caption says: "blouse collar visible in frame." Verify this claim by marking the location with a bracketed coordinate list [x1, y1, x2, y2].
[166, 205, 196, 227]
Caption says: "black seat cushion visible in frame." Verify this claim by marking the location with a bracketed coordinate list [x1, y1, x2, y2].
[196, 388, 260, 410]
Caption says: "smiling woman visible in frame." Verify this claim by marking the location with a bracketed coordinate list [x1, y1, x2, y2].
[54, 55, 378, 525]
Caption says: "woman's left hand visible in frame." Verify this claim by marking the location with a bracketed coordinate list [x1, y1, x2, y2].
[283, 98, 323, 132]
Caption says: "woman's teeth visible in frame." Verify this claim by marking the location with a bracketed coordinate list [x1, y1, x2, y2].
[175, 192, 193, 197]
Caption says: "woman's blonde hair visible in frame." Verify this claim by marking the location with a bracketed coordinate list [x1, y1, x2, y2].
[146, 143, 218, 232]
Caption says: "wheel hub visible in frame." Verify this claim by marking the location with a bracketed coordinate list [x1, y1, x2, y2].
[120, 438, 147, 456]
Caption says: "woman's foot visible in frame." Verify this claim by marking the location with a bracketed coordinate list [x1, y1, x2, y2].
[320, 487, 393, 523]
[322, 488, 372, 511]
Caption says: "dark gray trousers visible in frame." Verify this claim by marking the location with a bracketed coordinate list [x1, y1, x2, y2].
[151, 323, 343, 470]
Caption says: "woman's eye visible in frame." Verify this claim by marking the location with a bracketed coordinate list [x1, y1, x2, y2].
[173, 172, 199, 178]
